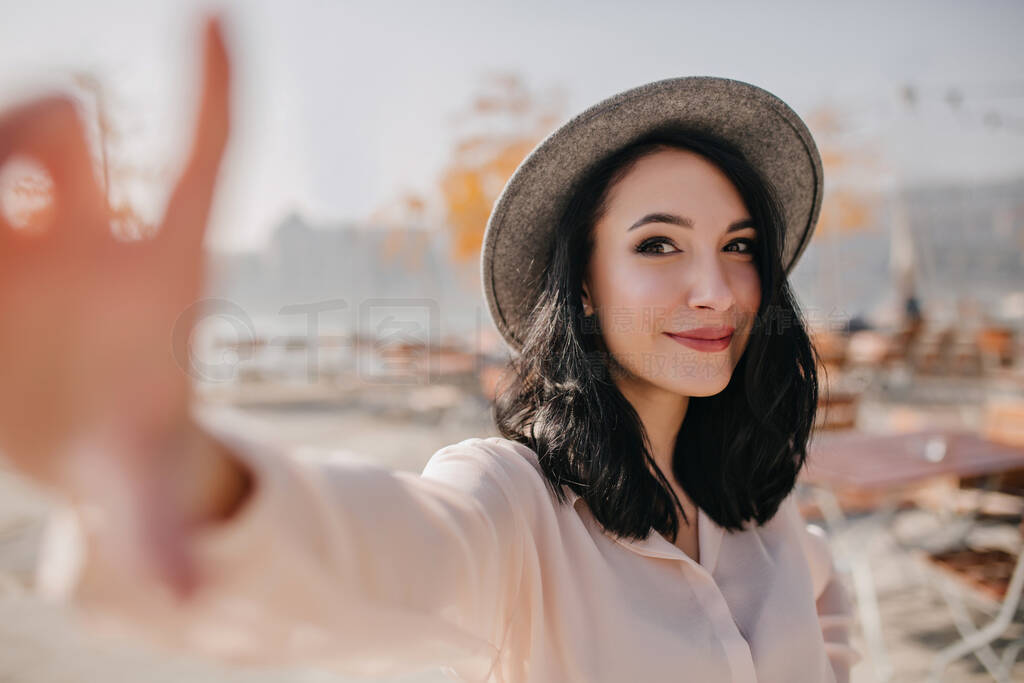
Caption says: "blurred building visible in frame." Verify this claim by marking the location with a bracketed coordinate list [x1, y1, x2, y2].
[790, 176, 1024, 329]
[206, 212, 490, 345]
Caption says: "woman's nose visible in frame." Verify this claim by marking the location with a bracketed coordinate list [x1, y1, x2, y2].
[683, 252, 735, 312]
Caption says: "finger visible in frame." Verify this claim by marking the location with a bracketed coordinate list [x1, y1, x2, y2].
[0, 95, 107, 239]
[159, 15, 231, 256]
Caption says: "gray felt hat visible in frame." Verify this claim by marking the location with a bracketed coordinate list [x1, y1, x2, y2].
[481, 75, 823, 355]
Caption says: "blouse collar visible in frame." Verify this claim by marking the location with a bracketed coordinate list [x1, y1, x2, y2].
[561, 484, 724, 574]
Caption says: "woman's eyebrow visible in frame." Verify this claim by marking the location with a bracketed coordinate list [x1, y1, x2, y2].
[627, 213, 756, 233]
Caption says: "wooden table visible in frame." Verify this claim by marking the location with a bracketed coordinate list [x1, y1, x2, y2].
[802, 428, 1024, 491]
[797, 428, 1024, 682]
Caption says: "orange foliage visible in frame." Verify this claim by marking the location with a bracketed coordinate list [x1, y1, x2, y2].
[807, 104, 881, 236]
[373, 74, 562, 268]
[818, 189, 873, 234]
[376, 191, 432, 271]
[439, 74, 564, 262]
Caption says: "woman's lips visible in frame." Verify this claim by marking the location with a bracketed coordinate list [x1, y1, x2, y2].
[664, 331, 733, 352]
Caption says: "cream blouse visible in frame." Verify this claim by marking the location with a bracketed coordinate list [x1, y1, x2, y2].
[35, 413, 861, 683]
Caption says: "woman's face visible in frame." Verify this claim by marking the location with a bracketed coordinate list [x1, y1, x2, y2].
[582, 147, 762, 399]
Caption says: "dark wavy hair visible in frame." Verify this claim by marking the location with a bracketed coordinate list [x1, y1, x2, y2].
[492, 125, 820, 540]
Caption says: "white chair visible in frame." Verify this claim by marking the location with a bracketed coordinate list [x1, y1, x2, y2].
[923, 514, 1024, 682]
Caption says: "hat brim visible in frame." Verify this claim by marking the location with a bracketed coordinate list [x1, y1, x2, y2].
[480, 76, 823, 355]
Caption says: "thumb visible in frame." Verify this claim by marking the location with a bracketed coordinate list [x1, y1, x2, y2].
[126, 417, 200, 600]
[134, 452, 199, 600]
[59, 416, 199, 600]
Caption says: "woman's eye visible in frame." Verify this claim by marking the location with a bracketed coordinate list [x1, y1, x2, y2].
[635, 237, 680, 255]
[725, 238, 757, 254]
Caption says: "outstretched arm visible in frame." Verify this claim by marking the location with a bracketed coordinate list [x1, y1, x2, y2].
[37, 413, 537, 680]
[0, 13, 539, 679]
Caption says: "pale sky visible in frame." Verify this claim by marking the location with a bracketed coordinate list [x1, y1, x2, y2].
[2, 0, 1023, 250]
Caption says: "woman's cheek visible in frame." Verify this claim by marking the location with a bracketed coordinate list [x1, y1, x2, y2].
[622, 268, 676, 311]
[598, 264, 655, 328]
[732, 267, 762, 364]
[733, 261, 762, 308]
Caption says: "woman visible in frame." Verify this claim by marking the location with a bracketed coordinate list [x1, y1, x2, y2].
[1, 17, 859, 683]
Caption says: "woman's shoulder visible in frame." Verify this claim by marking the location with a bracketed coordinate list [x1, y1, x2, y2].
[422, 435, 545, 485]
[420, 436, 554, 514]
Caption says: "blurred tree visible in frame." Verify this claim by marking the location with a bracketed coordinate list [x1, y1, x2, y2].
[377, 192, 432, 271]
[376, 73, 564, 269]
[807, 104, 881, 237]
[440, 73, 564, 262]
[72, 71, 164, 240]
[804, 104, 887, 322]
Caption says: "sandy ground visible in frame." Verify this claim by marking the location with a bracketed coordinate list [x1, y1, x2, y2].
[1, 394, 1022, 682]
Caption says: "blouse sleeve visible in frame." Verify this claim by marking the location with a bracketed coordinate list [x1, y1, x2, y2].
[34, 414, 541, 680]
[796, 510, 863, 683]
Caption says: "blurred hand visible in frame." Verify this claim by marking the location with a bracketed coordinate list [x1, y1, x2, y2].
[0, 17, 233, 596]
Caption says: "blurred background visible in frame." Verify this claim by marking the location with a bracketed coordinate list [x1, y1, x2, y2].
[1, 1, 1023, 681]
